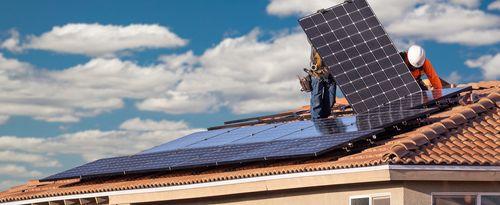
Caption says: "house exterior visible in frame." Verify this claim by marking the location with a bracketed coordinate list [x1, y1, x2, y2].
[1, 81, 499, 205]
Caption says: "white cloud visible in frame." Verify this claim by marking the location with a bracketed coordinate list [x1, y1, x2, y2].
[267, 0, 343, 17]
[12, 23, 187, 56]
[0, 151, 60, 167]
[0, 29, 22, 52]
[1, 28, 312, 120]
[138, 29, 310, 114]
[137, 91, 220, 114]
[267, 0, 419, 25]
[0, 54, 180, 122]
[119, 118, 190, 131]
[267, 0, 500, 46]
[449, 0, 481, 8]
[0, 115, 9, 124]
[387, 3, 500, 46]
[443, 71, 462, 84]
[489, 0, 500, 10]
[465, 53, 500, 80]
[0, 164, 42, 178]
[0, 118, 200, 162]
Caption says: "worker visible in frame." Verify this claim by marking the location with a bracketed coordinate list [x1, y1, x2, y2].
[309, 46, 336, 120]
[400, 45, 442, 90]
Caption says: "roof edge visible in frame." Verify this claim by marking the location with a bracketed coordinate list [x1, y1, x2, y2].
[4, 165, 500, 205]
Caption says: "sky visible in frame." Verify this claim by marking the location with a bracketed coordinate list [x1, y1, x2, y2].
[0, 0, 499, 190]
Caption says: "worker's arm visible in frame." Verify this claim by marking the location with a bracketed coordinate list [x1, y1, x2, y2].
[422, 58, 442, 89]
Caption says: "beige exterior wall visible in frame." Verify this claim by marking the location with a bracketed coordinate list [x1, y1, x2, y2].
[403, 181, 500, 205]
[16, 167, 496, 205]
[132, 182, 404, 205]
[130, 181, 500, 205]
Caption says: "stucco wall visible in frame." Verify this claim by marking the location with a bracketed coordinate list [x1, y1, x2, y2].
[132, 182, 404, 205]
[403, 181, 500, 205]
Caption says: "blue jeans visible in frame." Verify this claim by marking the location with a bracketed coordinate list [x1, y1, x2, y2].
[310, 75, 336, 119]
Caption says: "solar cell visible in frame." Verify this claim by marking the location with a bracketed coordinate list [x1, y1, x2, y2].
[299, 0, 422, 113]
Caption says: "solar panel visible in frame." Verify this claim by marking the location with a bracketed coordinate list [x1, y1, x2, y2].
[43, 129, 382, 181]
[298, 0, 422, 113]
[142, 127, 240, 154]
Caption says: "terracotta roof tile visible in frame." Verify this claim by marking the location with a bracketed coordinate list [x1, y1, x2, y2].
[1, 82, 499, 203]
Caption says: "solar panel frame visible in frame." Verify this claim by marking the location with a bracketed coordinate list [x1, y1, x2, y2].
[299, 0, 422, 113]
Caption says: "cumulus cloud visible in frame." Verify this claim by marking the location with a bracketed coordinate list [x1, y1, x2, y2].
[0, 53, 180, 122]
[465, 54, 500, 80]
[0, 29, 22, 52]
[137, 91, 220, 114]
[4, 24, 187, 56]
[489, 0, 500, 10]
[119, 117, 191, 131]
[138, 29, 310, 114]
[0, 115, 9, 124]
[449, 0, 481, 8]
[267, 0, 500, 46]
[444, 71, 462, 84]
[0, 164, 42, 178]
[1, 27, 312, 121]
[0, 118, 200, 162]
[387, 3, 500, 45]
[0, 151, 60, 167]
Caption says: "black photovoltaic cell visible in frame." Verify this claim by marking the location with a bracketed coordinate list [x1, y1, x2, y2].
[299, 0, 422, 113]
[42, 129, 382, 181]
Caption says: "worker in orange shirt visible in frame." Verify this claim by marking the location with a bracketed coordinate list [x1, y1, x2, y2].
[400, 45, 442, 90]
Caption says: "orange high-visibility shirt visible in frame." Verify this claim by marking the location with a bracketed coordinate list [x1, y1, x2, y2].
[410, 58, 442, 89]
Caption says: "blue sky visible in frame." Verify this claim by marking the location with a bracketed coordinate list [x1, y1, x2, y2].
[0, 0, 499, 190]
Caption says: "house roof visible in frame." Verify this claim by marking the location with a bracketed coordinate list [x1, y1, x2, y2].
[1, 81, 499, 203]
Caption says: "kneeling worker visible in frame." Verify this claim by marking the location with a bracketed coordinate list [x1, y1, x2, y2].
[308, 47, 336, 120]
[400, 45, 442, 90]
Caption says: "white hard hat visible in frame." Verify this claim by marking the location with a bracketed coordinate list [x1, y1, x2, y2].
[407, 45, 426, 68]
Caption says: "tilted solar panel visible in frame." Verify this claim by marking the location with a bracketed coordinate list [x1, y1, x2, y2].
[298, 0, 422, 113]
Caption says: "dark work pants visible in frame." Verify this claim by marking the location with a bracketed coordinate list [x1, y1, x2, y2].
[310, 75, 336, 120]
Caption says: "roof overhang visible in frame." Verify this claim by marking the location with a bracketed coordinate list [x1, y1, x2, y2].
[4, 165, 500, 205]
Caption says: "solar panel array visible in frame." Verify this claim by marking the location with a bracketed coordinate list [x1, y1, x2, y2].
[43, 129, 382, 180]
[142, 108, 435, 153]
[43, 108, 435, 181]
[299, 0, 421, 113]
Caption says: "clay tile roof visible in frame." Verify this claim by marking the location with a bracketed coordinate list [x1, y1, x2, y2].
[1, 81, 499, 203]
